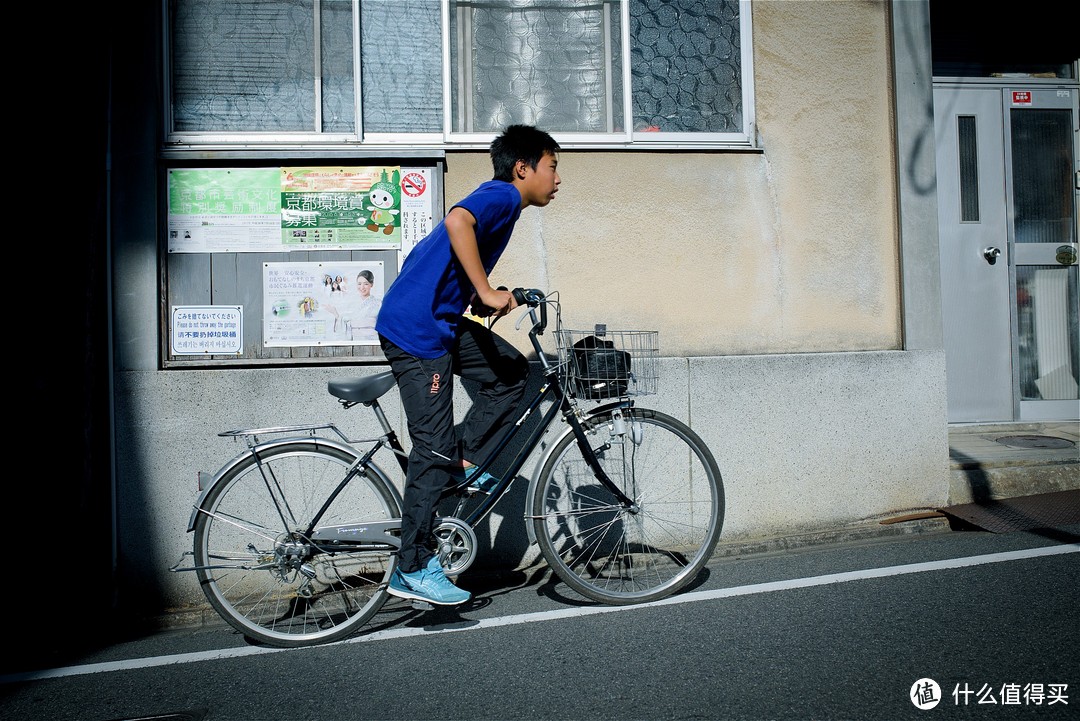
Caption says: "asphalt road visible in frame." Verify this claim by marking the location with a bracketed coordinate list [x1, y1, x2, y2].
[3, 524, 1077, 721]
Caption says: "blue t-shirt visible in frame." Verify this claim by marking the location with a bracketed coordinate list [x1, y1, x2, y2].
[376, 180, 522, 358]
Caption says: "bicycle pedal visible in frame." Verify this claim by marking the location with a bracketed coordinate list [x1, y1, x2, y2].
[410, 599, 435, 611]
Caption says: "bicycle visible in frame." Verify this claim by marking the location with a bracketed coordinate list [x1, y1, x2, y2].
[172, 289, 724, 647]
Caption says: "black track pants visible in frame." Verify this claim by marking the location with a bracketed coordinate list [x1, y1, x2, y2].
[380, 318, 528, 573]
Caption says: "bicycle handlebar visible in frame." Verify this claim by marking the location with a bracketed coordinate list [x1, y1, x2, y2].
[473, 286, 548, 334]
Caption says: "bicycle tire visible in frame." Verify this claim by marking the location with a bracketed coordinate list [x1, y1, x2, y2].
[193, 440, 400, 647]
[531, 407, 723, 604]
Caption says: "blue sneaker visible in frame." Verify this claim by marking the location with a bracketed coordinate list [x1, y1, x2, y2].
[424, 554, 447, 574]
[463, 466, 499, 493]
[387, 558, 470, 606]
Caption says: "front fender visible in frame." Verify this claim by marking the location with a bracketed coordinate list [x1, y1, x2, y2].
[523, 400, 633, 544]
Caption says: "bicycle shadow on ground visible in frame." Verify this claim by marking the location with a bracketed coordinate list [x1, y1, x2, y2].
[288, 544, 716, 646]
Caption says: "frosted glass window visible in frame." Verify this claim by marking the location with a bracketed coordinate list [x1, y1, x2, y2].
[957, 115, 979, 222]
[1010, 109, 1076, 245]
[168, 0, 750, 145]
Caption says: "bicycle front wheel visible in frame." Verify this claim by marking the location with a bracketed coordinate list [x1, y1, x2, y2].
[193, 441, 400, 647]
[532, 407, 723, 604]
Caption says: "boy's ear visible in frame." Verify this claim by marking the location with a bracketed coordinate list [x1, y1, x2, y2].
[515, 159, 528, 179]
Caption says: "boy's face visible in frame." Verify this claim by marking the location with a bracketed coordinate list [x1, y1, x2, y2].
[516, 151, 560, 208]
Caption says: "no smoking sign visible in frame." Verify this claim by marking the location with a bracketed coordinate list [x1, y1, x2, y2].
[401, 171, 427, 198]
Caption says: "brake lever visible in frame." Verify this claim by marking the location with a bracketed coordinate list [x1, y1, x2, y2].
[514, 306, 532, 331]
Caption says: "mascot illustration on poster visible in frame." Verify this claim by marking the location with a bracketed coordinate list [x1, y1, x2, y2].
[365, 168, 400, 235]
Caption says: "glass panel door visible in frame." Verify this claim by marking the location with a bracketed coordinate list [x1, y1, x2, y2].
[1005, 88, 1080, 420]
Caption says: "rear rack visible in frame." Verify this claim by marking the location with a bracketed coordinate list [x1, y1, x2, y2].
[219, 424, 352, 445]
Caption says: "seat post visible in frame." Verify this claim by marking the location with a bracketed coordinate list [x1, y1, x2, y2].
[366, 398, 395, 436]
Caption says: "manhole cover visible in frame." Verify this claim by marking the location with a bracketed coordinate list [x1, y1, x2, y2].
[994, 434, 1076, 450]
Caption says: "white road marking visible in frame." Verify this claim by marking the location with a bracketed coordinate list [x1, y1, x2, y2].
[5, 543, 1077, 683]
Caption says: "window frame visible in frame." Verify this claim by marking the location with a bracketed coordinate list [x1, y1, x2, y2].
[164, 0, 756, 152]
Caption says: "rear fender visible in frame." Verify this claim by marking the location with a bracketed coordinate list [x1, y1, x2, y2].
[186, 436, 401, 531]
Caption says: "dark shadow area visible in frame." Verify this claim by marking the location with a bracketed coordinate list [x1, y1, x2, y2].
[1023, 525, 1080, 545]
[6, 3, 118, 677]
[930, 0, 1078, 77]
[947, 449, 995, 503]
[392, 601, 483, 632]
[939, 449, 1080, 544]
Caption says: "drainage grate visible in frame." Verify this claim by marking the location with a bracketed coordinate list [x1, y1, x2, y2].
[993, 434, 1076, 450]
[938, 490, 1080, 533]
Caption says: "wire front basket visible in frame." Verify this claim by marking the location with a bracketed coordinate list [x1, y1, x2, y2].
[555, 324, 659, 399]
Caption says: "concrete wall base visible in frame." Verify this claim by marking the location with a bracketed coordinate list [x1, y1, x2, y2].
[113, 348, 948, 615]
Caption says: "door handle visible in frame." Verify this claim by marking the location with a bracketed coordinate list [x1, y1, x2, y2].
[983, 247, 1001, 265]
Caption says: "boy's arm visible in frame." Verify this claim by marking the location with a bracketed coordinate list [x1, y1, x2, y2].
[446, 206, 515, 315]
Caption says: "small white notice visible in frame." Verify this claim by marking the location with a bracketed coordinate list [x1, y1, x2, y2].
[171, 305, 244, 355]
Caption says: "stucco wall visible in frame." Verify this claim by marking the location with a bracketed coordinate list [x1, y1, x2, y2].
[442, 0, 899, 359]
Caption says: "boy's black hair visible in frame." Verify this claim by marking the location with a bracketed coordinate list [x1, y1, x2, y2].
[490, 124, 560, 182]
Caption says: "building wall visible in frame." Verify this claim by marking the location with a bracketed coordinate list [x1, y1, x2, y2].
[468, 0, 900, 359]
[109, 1, 950, 617]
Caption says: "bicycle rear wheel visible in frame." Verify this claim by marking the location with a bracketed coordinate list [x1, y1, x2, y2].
[193, 441, 400, 647]
[531, 407, 723, 604]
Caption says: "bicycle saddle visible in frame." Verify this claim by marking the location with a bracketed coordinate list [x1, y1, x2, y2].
[328, 371, 396, 403]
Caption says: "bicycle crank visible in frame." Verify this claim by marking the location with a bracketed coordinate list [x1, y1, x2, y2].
[432, 517, 477, 577]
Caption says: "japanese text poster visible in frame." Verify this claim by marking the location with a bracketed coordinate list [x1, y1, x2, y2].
[168, 166, 430, 253]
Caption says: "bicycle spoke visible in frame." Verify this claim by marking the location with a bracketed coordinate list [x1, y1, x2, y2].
[195, 508, 279, 543]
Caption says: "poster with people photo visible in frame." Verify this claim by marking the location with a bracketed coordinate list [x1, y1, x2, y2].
[263, 261, 385, 347]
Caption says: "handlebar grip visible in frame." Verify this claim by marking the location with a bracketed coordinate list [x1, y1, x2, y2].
[470, 286, 509, 318]
[512, 288, 544, 306]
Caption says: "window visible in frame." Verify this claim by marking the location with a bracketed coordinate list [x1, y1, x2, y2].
[167, 0, 755, 149]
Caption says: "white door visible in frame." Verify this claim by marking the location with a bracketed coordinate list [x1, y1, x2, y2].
[934, 84, 1079, 422]
[934, 85, 1014, 421]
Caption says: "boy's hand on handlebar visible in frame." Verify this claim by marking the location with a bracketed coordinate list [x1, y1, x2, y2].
[472, 286, 516, 318]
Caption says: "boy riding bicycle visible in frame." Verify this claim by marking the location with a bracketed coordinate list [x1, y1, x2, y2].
[376, 124, 562, 606]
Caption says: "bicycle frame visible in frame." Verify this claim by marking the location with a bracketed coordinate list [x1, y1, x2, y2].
[441, 368, 639, 527]
[185, 294, 638, 555]
[438, 298, 638, 524]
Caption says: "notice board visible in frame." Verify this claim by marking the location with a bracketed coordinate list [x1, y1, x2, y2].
[163, 159, 443, 367]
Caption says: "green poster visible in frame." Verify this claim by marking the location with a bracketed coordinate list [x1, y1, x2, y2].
[169, 168, 281, 215]
[281, 166, 402, 249]
[167, 166, 403, 253]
